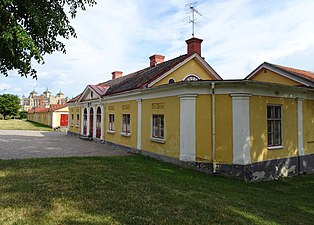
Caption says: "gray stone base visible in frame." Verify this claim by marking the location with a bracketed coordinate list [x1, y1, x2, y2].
[78, 139, 314, 182]
[216, 154, 314, 181]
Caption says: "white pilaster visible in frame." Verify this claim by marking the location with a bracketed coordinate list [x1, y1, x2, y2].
[101, 105, 105, 140]
[86, 107, 90, 136]
[179, 94, 197, 161]
[93, 106, 97, 138]
[297, 98, 304, 156]
[137, 99, 142, 150]
[231, 93, 251, 165]
[81, 107, 85, 135]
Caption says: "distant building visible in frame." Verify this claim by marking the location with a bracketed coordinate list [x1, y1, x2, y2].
[21, 89, 68, 111]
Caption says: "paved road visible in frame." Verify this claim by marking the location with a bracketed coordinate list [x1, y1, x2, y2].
[0, 130, 129, 160]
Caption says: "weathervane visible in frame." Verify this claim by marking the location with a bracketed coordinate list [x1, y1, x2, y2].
[185, 2, 202, 37]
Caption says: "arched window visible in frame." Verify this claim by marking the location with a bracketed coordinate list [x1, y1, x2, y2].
[89, 108, 94, 137]
[83, 108, 87, 135]
[96, 107, 101, 138]
[184, 75, 199, 81]
[168, 78, 175, 84]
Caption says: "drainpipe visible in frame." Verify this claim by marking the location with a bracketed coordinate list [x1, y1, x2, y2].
[211, 83, 216, 173]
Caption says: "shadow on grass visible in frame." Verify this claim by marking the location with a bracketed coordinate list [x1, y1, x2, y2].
[0, 156, 313, 224]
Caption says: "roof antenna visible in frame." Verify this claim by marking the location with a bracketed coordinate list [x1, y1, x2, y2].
[185, 1, 202, 37]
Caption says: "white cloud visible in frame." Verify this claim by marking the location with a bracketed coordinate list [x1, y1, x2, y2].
[2, 0, 314, 98]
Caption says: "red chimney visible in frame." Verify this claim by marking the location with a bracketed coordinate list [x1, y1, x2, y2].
[186, 37, 203, 56]
[112, 71, 123, 79]
[149, 54, 165, 67]
[40, 97, 44, 108]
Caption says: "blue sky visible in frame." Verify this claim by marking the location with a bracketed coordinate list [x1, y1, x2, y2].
[1, 0, 314, 99]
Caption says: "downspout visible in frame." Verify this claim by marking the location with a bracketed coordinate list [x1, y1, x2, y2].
[211, 83, 216, 173]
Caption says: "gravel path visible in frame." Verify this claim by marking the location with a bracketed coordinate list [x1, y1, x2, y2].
[0, 130, 130, 160]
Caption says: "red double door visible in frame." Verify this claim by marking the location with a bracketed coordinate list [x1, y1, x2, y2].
[60, 114, 68, 127]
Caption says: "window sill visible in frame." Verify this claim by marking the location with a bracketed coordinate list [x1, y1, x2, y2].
[76, 125, 80, 128]
[107, 130, 115, 134]
[268, 145, 284, 150]
[151, 137, 165, 144]
[121, 132, 131, 137]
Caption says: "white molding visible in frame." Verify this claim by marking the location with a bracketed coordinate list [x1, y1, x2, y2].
[231, 94, 251, 165]
[78, 85, 101, 102]
[137, 99, 142, 150]
[246, 64, 311, 87]
[179, 94, 197, 161]
[150, 137, 166, 144]
[297, 98, 304, 156]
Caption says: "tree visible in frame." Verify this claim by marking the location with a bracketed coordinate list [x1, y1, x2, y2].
[0, 0, 96, 79]
[0, 94, 20, 119]
[19, 110, 28, 119]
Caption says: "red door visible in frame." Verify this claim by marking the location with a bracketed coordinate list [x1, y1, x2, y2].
[96, 107, 101, 138]
[60, 114, 68, 126]
[89, 108, 94, 137]
[83, 108, 87, 135]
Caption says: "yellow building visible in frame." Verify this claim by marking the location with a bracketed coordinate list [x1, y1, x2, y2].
[28, 104, 69, 128]
[67, 38, 314, 181]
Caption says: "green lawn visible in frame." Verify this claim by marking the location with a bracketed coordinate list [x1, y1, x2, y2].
[0, 119, 52, 131]
[0, 156, 313, 225]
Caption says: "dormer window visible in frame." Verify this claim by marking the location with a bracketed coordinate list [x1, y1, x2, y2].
[184, 75, 199, 81]
[168, 79, 175, 84]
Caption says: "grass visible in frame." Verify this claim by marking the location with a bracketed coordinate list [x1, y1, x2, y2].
[0, 119, 53, 131]
[0, 155, 313, 225]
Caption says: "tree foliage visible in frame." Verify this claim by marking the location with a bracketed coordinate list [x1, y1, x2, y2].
[0, 0, 96, 79]
[0, 94, 20, 119]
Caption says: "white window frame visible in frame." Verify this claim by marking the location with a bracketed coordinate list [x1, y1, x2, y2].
[183, 74, 200, 81]
[152, 115, 164, 139]
[108, 114, 115, 133]
[267, 105, 283, 149]
[76, 114, 80, 127]
[121, 114, 130, 136]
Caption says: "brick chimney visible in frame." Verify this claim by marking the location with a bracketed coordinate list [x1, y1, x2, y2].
[112, 71, 123, 79]
[40, 97, 44, 108]
[186, 37, 203, 56]
[149, 54, 165, 67]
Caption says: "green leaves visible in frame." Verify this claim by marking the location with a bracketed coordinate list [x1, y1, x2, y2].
[0, 0, 96, 79]
[0, 94, 20, 119]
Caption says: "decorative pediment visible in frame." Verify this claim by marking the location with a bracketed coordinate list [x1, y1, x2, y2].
[78, 86, 101, 102]
[148, 53, 222, 87]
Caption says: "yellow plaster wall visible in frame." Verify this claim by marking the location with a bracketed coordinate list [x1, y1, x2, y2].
[303, 99, 314, 154]
[141, 96, 180, 158]
[35, 112, 49, 126]
[69, 106, 81, 134]
[215, 95, 233, 164]
[27, 114, 33, 121]
[153, 58, 217, 86]
[251, 69, 301, 86]
[250, 96, 298, 162]
[195, 94, 212, 161]
[104, 101, 137, 148]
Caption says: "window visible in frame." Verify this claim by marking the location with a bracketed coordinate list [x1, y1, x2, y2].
[76, 114, 80, 126]
[184, 75, 199, 81]
[122, 114, 130, 134]
[90, 92, 93, 98]
[71, 114, 74, 126]
[267, 105, 282, 147]
[152, 115, 164, 139]
[109, 114, 115, 131]
[168, 78, 175, 84]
